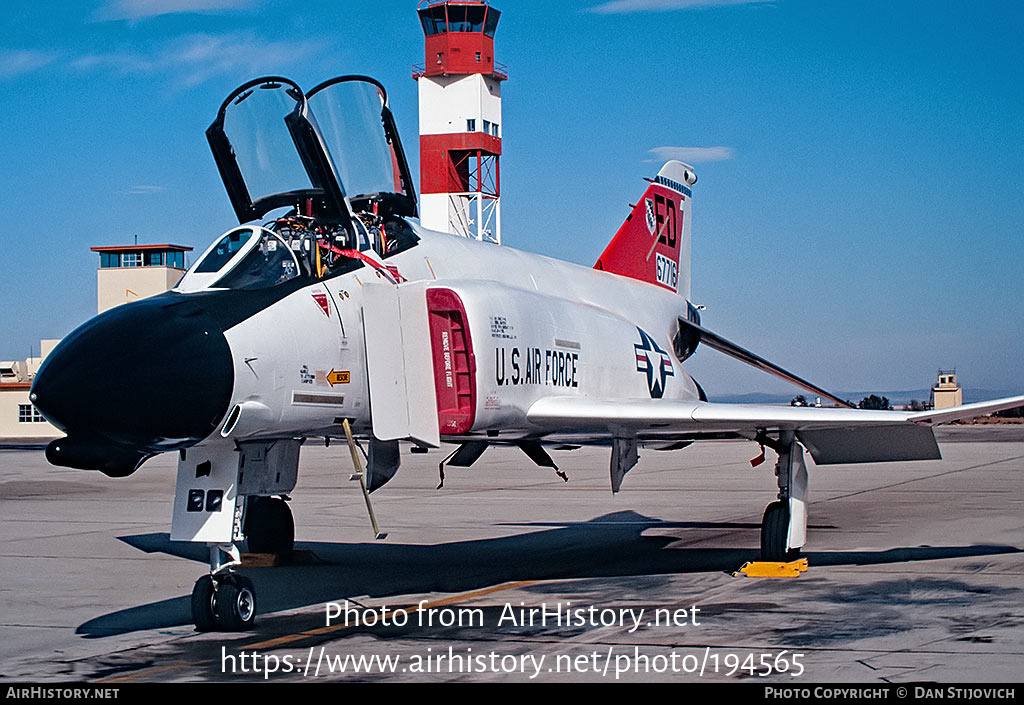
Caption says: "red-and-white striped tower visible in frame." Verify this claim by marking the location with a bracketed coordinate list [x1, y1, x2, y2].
[413, 0, 505, 243]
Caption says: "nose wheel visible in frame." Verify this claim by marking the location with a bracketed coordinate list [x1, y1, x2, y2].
[191, 572, 256, 631]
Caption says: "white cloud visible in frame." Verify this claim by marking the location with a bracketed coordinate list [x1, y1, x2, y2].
[96, 0, 253, 21]
[647, 146, 736, 163]
[0, 49, 59, 80]
[125, 185, 167, 195]
[72, 32, 327, 88]
[589, 0, 772, 14]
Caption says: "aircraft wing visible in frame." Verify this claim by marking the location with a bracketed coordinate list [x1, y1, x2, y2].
[526, 395, 1024, 465]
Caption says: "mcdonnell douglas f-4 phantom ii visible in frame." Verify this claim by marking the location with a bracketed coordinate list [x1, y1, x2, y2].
[30, 75, 1024, 631]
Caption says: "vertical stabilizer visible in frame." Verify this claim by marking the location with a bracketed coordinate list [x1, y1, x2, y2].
[595, 161, 696, 301]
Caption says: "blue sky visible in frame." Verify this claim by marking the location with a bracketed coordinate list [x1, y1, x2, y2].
[1, 0, 1022, 398]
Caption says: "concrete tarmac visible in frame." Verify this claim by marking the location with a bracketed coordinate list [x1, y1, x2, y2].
[1, 426, 1022, 683]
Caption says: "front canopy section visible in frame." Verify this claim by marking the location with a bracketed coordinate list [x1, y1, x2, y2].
[206, 77, 350, 226]
[207, 74, 417, 226]
[176, 225, 303, 293]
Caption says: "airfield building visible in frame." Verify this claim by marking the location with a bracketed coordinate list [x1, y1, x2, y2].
[91, 243, 191, 314]
[931, 370, 963, 410]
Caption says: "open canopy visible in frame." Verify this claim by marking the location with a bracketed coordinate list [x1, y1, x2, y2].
[207, 75, 417, 225]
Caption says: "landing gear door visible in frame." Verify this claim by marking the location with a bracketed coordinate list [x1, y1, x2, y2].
[171, 443, 241, 544]
[362, 281, 440, 447]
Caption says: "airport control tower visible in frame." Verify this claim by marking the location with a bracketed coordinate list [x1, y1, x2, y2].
[91, 243, 192, 313]
[414, 0, 505, 244]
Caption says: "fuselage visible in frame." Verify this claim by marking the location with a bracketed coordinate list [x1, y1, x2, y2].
[221, 222, 699, 441]
[32, 221, 698, 473]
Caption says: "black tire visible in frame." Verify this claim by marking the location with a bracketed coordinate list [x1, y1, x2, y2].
[214, 575, 256, 631]
[760, 500, 797, 561]
[244, 496, 295, 555]
[190, 575, 217, 632]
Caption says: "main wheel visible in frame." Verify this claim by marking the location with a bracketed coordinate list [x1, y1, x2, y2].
[760, 500, 797, 561]
[213, 574, 256, 631]
[244, 496, 295, 555]
[190, 574, 217, 632]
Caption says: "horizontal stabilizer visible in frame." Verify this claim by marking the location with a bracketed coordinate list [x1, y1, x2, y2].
[677, 317, 853, 408]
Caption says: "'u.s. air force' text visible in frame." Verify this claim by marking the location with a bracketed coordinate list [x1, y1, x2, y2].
[495, 346, 579, 388]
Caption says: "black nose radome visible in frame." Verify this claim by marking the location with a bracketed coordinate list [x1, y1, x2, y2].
[32, 295, 234, 472]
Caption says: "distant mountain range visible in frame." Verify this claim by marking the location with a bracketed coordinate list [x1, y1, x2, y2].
[707, 389, 1020, 407]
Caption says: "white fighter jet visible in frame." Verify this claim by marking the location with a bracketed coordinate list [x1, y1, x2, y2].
[30, 75, 1024, 631]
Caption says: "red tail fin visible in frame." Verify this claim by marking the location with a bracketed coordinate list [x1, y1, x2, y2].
[595, 161, 695, 300]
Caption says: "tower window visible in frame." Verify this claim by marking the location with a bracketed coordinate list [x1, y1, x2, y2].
[475, 52, 481, 62]
[467, 119, 476, 132]
[483, 120, 491, 134]
[122, 253, 141, 268]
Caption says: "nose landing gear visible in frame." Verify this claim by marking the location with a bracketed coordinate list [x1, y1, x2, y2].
[191, 572, 257, 631]
[191, 544, 257, 631]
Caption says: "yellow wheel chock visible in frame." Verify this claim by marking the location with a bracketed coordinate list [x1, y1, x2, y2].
[733, 558, 808, 578]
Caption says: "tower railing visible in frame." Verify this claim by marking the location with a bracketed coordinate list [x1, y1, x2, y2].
[412, 61, 508, 79]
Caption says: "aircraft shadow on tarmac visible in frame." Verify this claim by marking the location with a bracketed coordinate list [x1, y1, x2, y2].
[76, 510, 1021, 638]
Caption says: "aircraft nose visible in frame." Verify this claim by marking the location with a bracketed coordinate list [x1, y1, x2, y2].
[31, 296, 234, 461]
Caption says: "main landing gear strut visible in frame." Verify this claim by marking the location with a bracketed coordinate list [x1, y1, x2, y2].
[759, 432, 809, 561]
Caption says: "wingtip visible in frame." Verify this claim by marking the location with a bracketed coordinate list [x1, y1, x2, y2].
[907, 394, 1024, 425]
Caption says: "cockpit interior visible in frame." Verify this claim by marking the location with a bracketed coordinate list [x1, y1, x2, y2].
[177, 75, 419, 294]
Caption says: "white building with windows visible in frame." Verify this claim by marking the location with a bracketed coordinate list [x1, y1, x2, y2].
[0, 340, 61, 439]
[931, 370, 964, 410]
